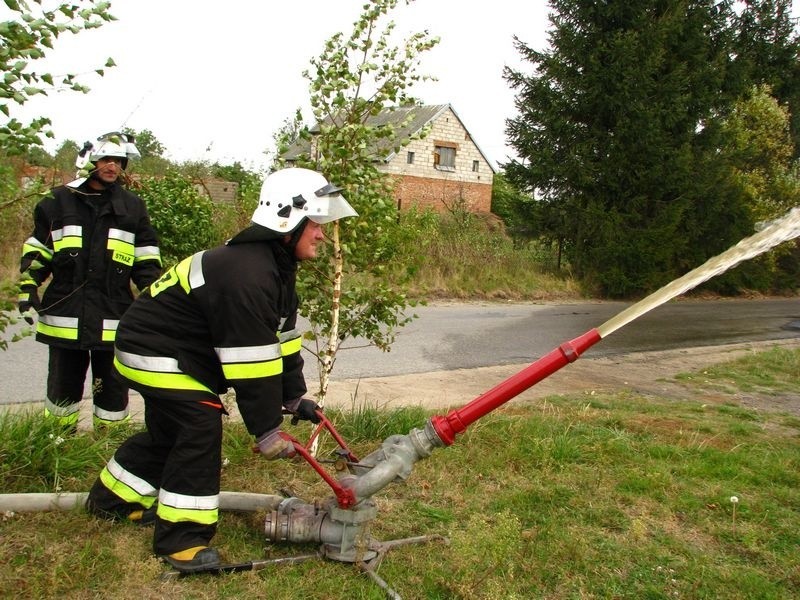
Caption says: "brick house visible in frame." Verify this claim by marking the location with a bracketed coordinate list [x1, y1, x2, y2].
[282, 104, 496, 213]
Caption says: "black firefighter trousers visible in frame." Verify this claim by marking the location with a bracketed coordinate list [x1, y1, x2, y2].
[87, 391, 224, 556]
[47, 346, 128, 416]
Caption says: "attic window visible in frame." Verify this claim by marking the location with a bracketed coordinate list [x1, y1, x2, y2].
[472, 160, 479, 172]
[407, 151, 415, 164]
[434, 144, 456, 171]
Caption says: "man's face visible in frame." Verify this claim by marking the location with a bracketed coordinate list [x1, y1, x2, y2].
[91, 156, 123, 186]
[294, 221, 326, 260]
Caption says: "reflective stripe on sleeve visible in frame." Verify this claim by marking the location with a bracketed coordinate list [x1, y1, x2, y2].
[188, 251, 205, 289]
[279, 328, 302, 356]
[52, 226, 82, 251]
[22, 236, 53, 261]
[174, 255, 194, 294]
[158, 488, 219, 525]
[134, 245, 162, 265]
[215, 343, 283, 380]
[215, 344, 281, 363]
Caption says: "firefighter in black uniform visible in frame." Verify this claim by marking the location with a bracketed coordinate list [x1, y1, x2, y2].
[85, 167, 358, 573]
[18, 132, 162, 431]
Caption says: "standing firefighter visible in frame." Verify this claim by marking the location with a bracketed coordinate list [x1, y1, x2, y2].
[18, 132, 162, 431]
[86, 167, 357, 573]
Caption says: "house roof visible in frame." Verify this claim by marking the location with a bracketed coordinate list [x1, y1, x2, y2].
[282, 103, 497, 173]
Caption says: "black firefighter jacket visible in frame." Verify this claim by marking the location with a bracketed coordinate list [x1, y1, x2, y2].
[19, 181, 162, 350]
[112, 240, 307, 438]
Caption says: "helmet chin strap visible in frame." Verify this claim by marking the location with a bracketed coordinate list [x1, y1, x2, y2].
[282, 219, 309, 258]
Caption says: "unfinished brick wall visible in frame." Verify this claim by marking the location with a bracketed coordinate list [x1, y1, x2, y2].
[391, 174, 492, 212]
[194, 178, 239, 203]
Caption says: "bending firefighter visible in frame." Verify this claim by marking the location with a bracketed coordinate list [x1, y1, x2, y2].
[86, 168, 358, 573]
[18, 132, 162, 431]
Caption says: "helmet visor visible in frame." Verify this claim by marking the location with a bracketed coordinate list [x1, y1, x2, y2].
[308, 195, 358, 224]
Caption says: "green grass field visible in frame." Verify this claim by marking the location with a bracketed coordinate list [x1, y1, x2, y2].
[1, 347, 798, 599]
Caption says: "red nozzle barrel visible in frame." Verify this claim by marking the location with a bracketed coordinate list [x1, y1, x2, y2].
[430, 329, 602, 446]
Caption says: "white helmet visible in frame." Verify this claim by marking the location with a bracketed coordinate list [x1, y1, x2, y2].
[67, 131, 141, 188]
[251, 168, 357, 233]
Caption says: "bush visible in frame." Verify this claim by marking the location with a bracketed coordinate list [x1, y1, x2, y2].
[134, 170, 218, 267]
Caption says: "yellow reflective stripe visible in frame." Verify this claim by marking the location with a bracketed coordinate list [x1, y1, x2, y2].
[158, 489, 218, 525]
[44, 407, 79, 427]
[114, 357, 213, 392]
[107, 230, 135, 265]
[175, 255, 193, 294]
[22, 237, 53, 260]
[107, 238, 135, 254]
[37, 315, 79, 340]
[99, 459, 157, 508]
[53, 237, 82, 251]
[18, 291, 30, 302]
[44, 408, 80, 427]
[221, 358, 282, 380]
[281, 337, 302, 356]
[109, 456, 158, 496]
[102, 319, 118, 342]
[148, 252, 202, 298]
[52, 226, 82, 251]
[108, 239, 135, 266]
[157, 504, 218, 525]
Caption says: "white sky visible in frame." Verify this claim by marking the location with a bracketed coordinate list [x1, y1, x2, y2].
[11, 0, 552, 172]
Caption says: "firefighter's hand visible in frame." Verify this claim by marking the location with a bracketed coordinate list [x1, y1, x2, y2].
[286, 397, 322, 425]
[18, 288, 40, 325]
[255, 428, 296, 460]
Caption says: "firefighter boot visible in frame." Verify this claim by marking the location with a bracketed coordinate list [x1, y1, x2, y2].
[163, 546, 222, 573]
[127, 505, 156, 526]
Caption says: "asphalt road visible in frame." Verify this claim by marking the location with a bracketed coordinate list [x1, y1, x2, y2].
[2, 297, 798, 405]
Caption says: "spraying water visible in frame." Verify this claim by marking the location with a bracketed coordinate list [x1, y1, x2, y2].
[431, 205, 800, 444]
[598, 206, 800, 338]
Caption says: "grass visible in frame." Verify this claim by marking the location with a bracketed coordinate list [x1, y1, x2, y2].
[1, 349, 799, 598]
[674, 346, 800, 395]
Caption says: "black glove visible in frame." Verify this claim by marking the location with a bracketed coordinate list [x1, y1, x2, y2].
[18, 288, 41, 325]
[287, 397, 322, 425]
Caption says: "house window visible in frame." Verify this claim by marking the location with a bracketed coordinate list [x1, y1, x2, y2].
[407, 151, 415, 164]
[472, 160, 479, 172]
[434, 144, 456, 171]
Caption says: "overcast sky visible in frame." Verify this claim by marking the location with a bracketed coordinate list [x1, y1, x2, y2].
[12, 0, 552, 171]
